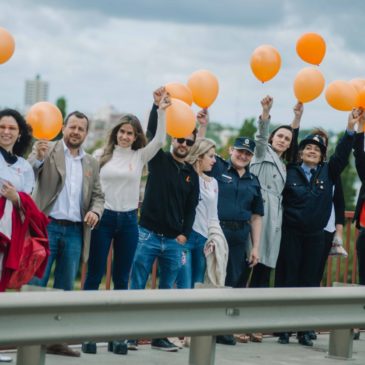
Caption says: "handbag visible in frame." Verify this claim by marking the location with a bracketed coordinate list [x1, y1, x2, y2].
[7, 217, 48, 289]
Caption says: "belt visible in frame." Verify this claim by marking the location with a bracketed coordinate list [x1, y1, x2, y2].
[49, 217, 82, 227]
[220, 220, 248, 230]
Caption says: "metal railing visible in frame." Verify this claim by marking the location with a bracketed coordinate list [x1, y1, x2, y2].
[1, 287, 364, 365]
[80, 211, 360, 289]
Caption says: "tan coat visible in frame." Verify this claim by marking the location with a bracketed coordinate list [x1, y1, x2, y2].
[204, 221, 229, 287]
[28, 140, 104, 263]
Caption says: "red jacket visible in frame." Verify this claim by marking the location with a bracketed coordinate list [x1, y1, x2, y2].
[0, 193, 49, 291]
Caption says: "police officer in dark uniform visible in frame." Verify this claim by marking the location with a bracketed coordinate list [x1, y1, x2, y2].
[209, 136, 264, 345]
[275, 109, 360, 347]
[212, 137, 264, 286]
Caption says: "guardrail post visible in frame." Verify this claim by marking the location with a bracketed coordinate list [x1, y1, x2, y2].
[17, 345, 45, 365]
[189, 335, 216, 365]
[328, 329, 353, 360]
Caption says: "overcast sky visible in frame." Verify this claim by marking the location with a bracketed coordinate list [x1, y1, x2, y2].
[0, 0, 364, 131]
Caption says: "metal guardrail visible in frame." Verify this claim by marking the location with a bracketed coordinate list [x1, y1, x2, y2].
[0, 287, 364, 365]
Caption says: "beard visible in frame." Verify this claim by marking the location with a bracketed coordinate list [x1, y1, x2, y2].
[172, 145, 189, 159]
[64, 136, 83, 150]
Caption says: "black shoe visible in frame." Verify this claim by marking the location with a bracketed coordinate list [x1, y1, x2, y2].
[46, 344, 81, 357]
[151, 338, 179, 352]
[216, 335, 236, 346]
[108, 341, 128, 355]
[127, 339, 138, 350]
[278, 332, 290, 344]
[308, 331, 317, 340]
[81, 341, 97, 354]
[298, 333, 313, 347]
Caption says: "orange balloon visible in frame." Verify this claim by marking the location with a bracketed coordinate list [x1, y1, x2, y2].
[0, 27, 15, 64]
[349, 78, 365, 93]
[250, 45, 281, 83]
[165, 82, 193, 106]
[325, 81, 358, 111]
[296, 33, 326, 65]
[165, 98, 196, 138]
[293, 67, 325, 103]
[356, 86, 365, 108]
[26, 102, 63, 140]
[187, 70, 219, 108]
[349, 79, 365, 107]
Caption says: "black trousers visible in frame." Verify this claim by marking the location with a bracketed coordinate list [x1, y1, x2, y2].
[222, 223, 250, 288]
[317, 230, 335, 285]
[275, 226, 325, 288]
[250, 263, 272, 288]
[356, 228, 365, 285]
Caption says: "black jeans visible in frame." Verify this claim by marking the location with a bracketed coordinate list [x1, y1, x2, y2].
[356, 228, 365, 285]
[250, 263, 272, 288]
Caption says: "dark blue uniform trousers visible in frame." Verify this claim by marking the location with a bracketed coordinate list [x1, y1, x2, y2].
[223, 223, 251, 288]
[275, 226, 325, 288]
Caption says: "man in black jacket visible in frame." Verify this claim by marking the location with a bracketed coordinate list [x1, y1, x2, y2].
[130, 88, 200, 352]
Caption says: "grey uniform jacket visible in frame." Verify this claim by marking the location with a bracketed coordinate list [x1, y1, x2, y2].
[250, 119, 286, 268]
[28, 140, 104, 263]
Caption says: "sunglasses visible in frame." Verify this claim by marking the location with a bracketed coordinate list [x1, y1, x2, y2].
[176, 138, 195, 147]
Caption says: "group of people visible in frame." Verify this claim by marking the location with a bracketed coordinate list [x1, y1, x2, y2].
[0, 87, 364, 359]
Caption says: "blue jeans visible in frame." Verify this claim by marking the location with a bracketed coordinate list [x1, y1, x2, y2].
[176, 230, 207, 289]
[29, 221, 82, 290]
[130, 226, 183, 289]
[84, 209, 138, 290]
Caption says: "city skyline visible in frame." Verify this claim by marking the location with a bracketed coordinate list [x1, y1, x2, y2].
[0, 0, 364, 131]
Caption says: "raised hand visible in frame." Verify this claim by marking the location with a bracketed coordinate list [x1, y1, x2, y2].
[292, 101, 304, 129]
[197, 108, 209, 127]
[153, 86, 166, 106]
[356, 108, 365, 133]
[293, 101, 304, 120]
[348, 107, 364, 132]
[260, 95, 273, 120]
[159, 92, 172, 110]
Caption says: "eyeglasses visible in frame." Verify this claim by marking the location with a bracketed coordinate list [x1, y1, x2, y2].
[176, 138, 195, 147]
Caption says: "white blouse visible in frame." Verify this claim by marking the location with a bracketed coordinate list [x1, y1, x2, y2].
[0, 153, 34, 194]
[193, 176, 219, 238]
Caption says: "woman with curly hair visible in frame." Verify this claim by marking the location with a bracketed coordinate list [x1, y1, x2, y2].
[0, 109, 49, 293]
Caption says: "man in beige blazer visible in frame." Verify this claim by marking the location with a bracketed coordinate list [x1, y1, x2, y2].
[28, 111, 104, 356]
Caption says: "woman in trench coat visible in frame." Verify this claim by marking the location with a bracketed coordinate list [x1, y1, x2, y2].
[249, 96, 303, 289]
